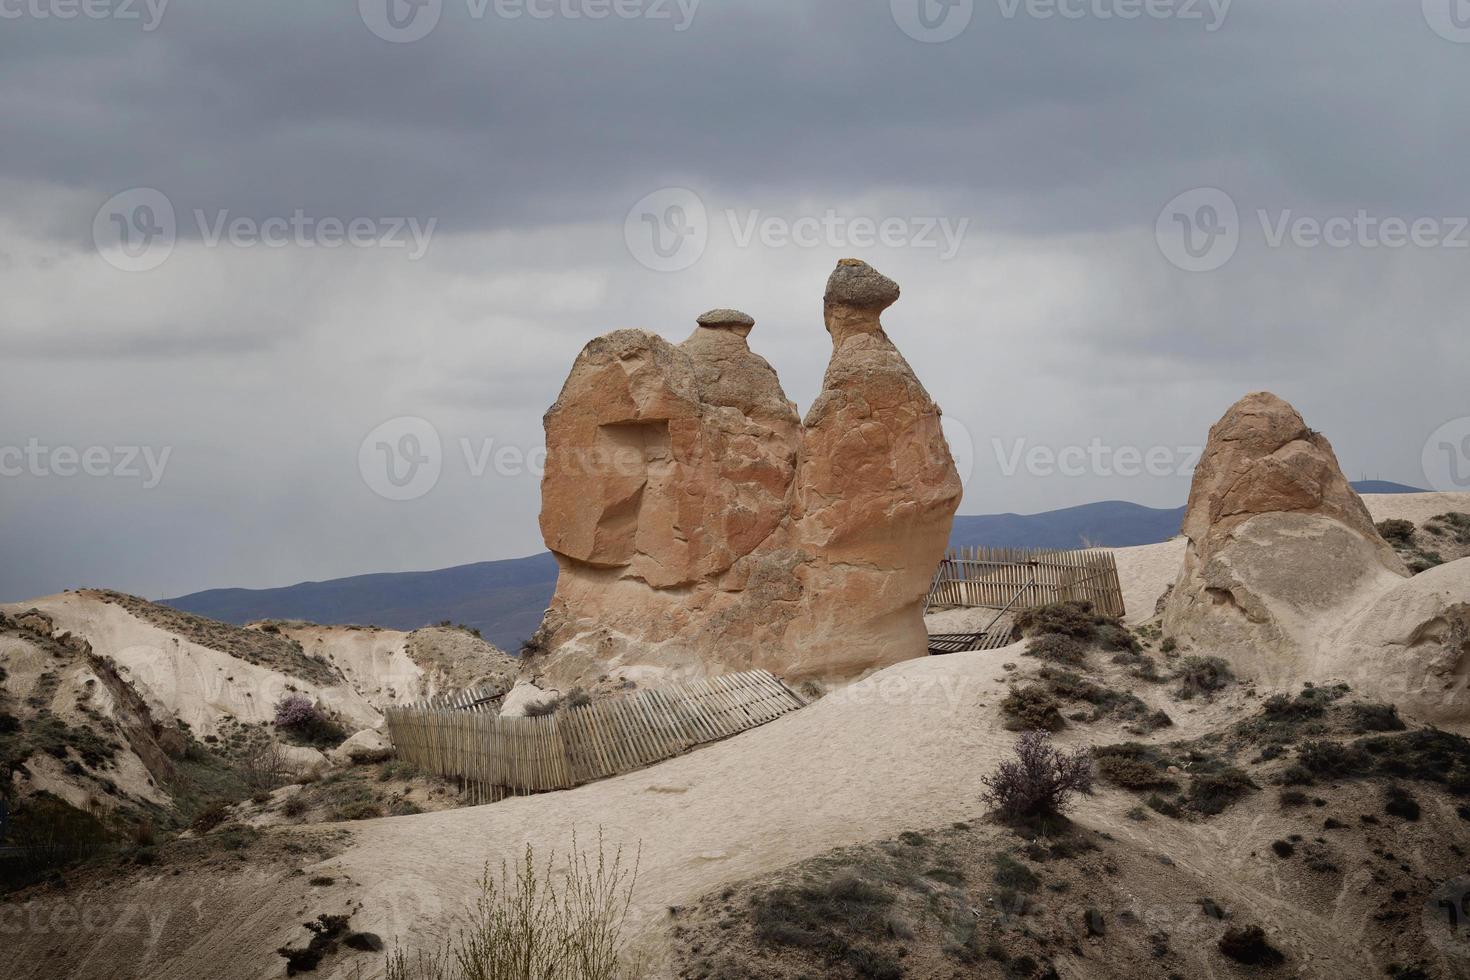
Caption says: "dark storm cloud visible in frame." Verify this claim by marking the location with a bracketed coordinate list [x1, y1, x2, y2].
[1, 0, 1467, 604]
[2, 1, 1463, 238]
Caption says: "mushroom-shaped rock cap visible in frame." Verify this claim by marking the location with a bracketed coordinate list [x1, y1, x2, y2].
[824, 258, 900, 311]
[696, 308, 756, 331]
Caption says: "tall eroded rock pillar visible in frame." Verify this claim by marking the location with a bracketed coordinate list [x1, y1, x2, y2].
[534, 261, 961, 684]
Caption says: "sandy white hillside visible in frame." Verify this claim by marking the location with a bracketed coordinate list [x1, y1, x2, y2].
[1110, 491, 1470, 627]
[5, 491, 1467, 979]
[15, 634, 1467, 979]
[0, 592, 383, 735]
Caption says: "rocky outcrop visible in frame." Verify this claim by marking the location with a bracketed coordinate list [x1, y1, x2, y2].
[1163, 392, 1414, 689]
[1327, 560, 1470, 729]
[1176, 391, 1399, 570]
[534, 260, 961, 683]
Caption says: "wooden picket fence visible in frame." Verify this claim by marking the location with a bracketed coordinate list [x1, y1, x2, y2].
[383, 670, 806, 801]
[398, 685, 502, 713]
[925, 546, 1126, 619]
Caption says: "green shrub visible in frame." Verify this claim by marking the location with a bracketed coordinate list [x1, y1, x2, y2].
[1297, 739, 1372, 779]
[992, 853, 1039, 893]
[1376, 519, 1416, 544]
[1014, 601, 1105, 640]
[1173, 656, 1233, 700]
[0, 793, 112, 891]
[330, 801, 384, 822]
[1146, 793, 1182, 818]
[1351, 703, 1406, 733]
[1188, 768, 1256, 815]
[1218, 925, 1284, 966]
[388, 834, 641, 980]
[1097, 624, 1140, 653]
[1384, 785, 1420, 821]
[1025, 634, 1087, 666]
[1093, 744, 1177, 791]
[1001, 686, 1065, 732]
[191, 799, 231, 834]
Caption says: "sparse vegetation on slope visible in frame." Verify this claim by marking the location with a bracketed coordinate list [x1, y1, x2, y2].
[386, 834, 640, 980]
[86, 590, 343, 686]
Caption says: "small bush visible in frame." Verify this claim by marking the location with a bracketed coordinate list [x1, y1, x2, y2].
[274, 695, 346, 748]
[1160, 637, 1178, 654]
[1001, 686, 1065, 732]
[982, 730, 1093, 822]
[278, 914, 350, 976]
[1014, 601, 1104, 640]
[1146, 793, 1182, 818]
[1188, 768, 1256, 815]
[282, 797, 309, 819]
[1351, 703, 1406, 733]
[1173, 656, 1233, 700]
[1278, 789, 1309, 808]
[1270, 839, 1294, 859]
[524, 696, 563, 718]
[330, 801, 384, 822]
[1384, 785, 1420, 821]
[1218, 925, 1284, 966]
[1097, 624, 1140, 653]
[992, 852, 1039, 893]
[1093, 744, 1177, 791]
[1376, 519, 1416, 544]
[1297, 739, 1372, 779]
[388, 833, 640, 980]
[1025, 634, 1087, 667]
[191, 800, 231, 834]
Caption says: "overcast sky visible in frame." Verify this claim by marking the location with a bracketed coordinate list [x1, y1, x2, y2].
[2, 0, 1468, 603]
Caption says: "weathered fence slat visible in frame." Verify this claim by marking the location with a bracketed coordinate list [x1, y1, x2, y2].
[385, 670, 806, 801]
[924, 545, 1126, 619]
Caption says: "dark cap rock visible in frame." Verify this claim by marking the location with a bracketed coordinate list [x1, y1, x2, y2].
[824, 259, 900, 310]
[696, 308, 756, 331]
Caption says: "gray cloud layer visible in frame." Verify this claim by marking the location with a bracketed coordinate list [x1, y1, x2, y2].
[2, 0, 1466, 602]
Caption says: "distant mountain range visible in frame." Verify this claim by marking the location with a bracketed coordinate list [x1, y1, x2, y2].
[163, 481, 1425, 650]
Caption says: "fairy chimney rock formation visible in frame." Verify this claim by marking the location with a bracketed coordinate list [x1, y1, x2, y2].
[1163, 391, 1407, 677]
[535, 262, 962, 683]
